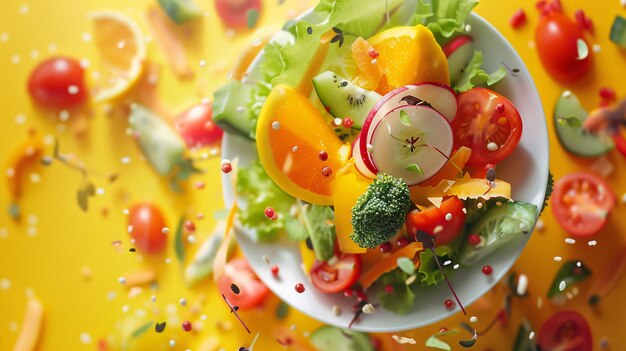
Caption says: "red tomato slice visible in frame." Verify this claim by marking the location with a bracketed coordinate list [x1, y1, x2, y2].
[214, 0, 261, 29]
[27, 57, 87, 108]
[405, 196, 466, 246]
[452, 88, 523, 167]
[128, 203, 167, 254]
[218, 258, 270, 309]
[310, 254, 362, 293]
[537, 311, 593, 351]
[535, 11, 592, 83]
[551, 172, 615, 237]
[175, 102, 223, 148]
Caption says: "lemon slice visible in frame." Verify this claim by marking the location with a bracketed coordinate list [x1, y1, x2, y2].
[89, 11, 146, 102]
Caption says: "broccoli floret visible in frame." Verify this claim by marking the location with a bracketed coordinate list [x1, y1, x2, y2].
[350, 173, 411, 248]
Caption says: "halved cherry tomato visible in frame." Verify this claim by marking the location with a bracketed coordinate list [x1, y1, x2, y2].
[218, 258, 270, 309]
[405, 196, 466, 246]
[128, 203, 168, 254]
[174, 102, 223, 148]
[310, 254, 362, 293]
[452, 88, 523, 167]
[27, 57, 87, 108]
[537, 311, 593, 351]
[551, 172, 615, 237]
[214, 0, 261, 29]
[535, 11, 592, 83]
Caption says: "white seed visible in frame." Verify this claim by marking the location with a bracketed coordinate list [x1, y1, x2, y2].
[462, 207, 467, 214]
[588, 240, 598, 246]
[292, 145, 298, 152]
[0, 278, 11, 290]
[169, 340, 176, 347]
[433, 225, 444, 234]
[271, 121, 280, 130]
[262, 255, 270, 265]
[477, 202, 483, 209]
[535, 219, 545, 231]
[593, 44, 601, 53]
[187, 235, 196, 244]
[151, 295, 156, 302]
[366, 144, 374, 153]
[559, 280, 566, 292]
[165, 258, 172, 264]
[127, 225, 133, 233]
[537, 297, 543, 309]
[107, 291, 117, 300]
[487, 142, 499, 151]
[82, 32, 92, 42]
[362, 303, 375, 314]
[445, 213, 452, 221]
[199, 59, 206, 67]
[563, 90, 572, 98]
[453, 264, 460, 270]
[469, 316, 478, 323]
[443, 260, 452, 266]
[332, 305, 341, 316]
[554, 256, 562, 262]
[334, 118, 342, 126]
[371, 59, 378, 65]
[67, 85, 80, 95]
[576, 261, 582, 267]
[118, 277, 126, 284]
[236, 106, 245, 114]
[122, 305, 129, 313]
[161, 227, 169, 234]
[179, 298, 187, 306]
[79, 333, 92, 344]
[517, 274, 528, 296]
[529, 331, 535, 340]
[565, 238, 576, 244]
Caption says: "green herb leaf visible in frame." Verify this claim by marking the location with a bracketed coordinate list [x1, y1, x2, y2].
[547, 260, 591, 298]
[418, 246, 452, 286]
[175, 217, 185, 263]
[131, 321, 153, 339]
[77, 188, 88, 212]
[399, 110, 413, 126]
[454, 51, 507, 92]
[576, 39, 589, 60]
[397, 257, 416, 275]
[425, 334, 452, 350]
[377, 269, 415, 314]
[247, 9, 259, 29]
[557, 116, 583, 128]
[275, 301, 290, 320]
[405, 164, 424, 175]
[459, 338, 477, 348]
[513, 320, 538, 351]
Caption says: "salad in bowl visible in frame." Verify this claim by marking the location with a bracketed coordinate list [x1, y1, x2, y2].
[215, 0, 549, 331]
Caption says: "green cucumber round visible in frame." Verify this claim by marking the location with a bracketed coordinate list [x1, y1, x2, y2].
[554, 91, 614, 157]
[310, 326, 374, 351]
[460, 201, 538, 266]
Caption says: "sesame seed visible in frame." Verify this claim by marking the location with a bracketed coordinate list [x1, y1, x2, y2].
[487, 142, 499, 151]
[161, 227, 169, 234]
[0, 278, 11, 290]
[462, 207, 467, 214]
[477, 202, 483, 209]
[334, 118, 342, 126]
[362, 303, 375, 314]
[593, 44, 601, 53]
[565, 238, 576, 244]
[68, 85, 80, 95]
[187, 235, 196, 244]
[0, 32, 8, 42]
[292, 145, 298, 152]
[433, 225, 443, 234]
[588, 240, 597, 246]
[529, 331, 535, 340]
[169, 340, 176, 347]
[445, 213, 452, 221]
[151, 295, 156, 302]
[563, 90, 572, 98]
[443, 260, 452, 266]
[200, 60, 206, 67]
[371, 59, 378, 65]
[179, 298, 187, 306]
[165, 258, 172, 264]
[11, 54, 20, 65]
[554, 256, 562, 262]
[79, 333, 91, 344]
[118, 277, 126, 284]
[82, 32, 92, 42]
[107, 291, 116, 300]
[332, 305, 341, 316]
[236, 106, 245, 114]
[271, 121, 280, 130]
[535, 219, 544, 231]
[19, 4, 29, 14]
[517, 274, 528, 296]
[465, 24, 472, 32]
[453, 264, 460, 270]
[122, 305, 129, 313]
[558, 281, 566, 291]
[622, 193, 626, 204]
[127, 225, 133, 233]
[469, 316, 478, 323]
[262, 255, 270, 264]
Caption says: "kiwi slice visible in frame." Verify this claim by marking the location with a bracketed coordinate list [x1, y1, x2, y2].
[312, 71, 381, 129]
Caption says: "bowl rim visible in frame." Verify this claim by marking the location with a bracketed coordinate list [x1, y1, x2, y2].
[220, 10, 549, 332]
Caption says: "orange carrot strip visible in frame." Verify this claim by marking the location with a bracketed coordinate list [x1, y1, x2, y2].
[146, 8, 193, 79]
[359, 242, 424, 289]
[13, 296, 43, 351]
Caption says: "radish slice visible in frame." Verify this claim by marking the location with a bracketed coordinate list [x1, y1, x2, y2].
[368, 105, 453, 185]
[360, 84, 457, 173]
[352, 135, 377, 178]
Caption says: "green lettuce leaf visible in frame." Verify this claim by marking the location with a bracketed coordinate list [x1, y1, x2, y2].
[236, 161, 296, 241]
[273, 0, 403, 88]
[414, 0, 478, 43]
[418, 245, 453, 286]
[377, 269, 415, 314]
[454, 51, 507, 92]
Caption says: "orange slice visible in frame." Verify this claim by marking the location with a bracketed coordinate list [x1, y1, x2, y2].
[89, 11, 146, 101]
[351, 37, 383, 91]
[256, 85, 350, 205]
[360, 25, 449, 94]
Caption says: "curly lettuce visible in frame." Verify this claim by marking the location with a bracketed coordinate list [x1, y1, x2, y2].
[417, 245, 454, 286]
[414, 0, 478, 43]
[454, 51, 507, 92]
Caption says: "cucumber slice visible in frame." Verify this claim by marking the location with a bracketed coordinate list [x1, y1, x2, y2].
[158, 0, 201, 24]
[212, 80, 257, 139]
[610, 16, 626, 48]
[310, 326, 374, 351]
[554, 91, 614, 157]
[459, 201, 538, 265]
[129, 104, 185, 175]
[312, 71, 381, 129]
[301, 204, 336, 262]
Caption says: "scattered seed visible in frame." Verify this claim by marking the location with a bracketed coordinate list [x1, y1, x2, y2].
[445, 213, 452, 221]
[517, 274, 528, 295]
[118, 277, 126, 284]
[271, 121, 280, 130]
[559, 281, 566, 291]
[588, 240, 597, 246]
[179, 298, 187, 306]
[565, 238, 576, 244]
[362, 303, 375, 314]
[486, 142, 499, 151]
[332, 305, 341, 316]
[469, 316, 478, 323]
[554, 256, 562, 262]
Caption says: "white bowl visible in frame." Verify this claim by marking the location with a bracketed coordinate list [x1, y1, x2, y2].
[221, 12, 549, 332]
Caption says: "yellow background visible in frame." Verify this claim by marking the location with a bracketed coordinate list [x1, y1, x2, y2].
[1, 0, 626, 350]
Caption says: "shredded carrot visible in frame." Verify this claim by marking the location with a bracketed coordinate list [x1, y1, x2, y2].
[359, 242, 424, 289]
[124, 269, 156, 286]
[145, 7, 193, 79]
[13, 296, 43, 351]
